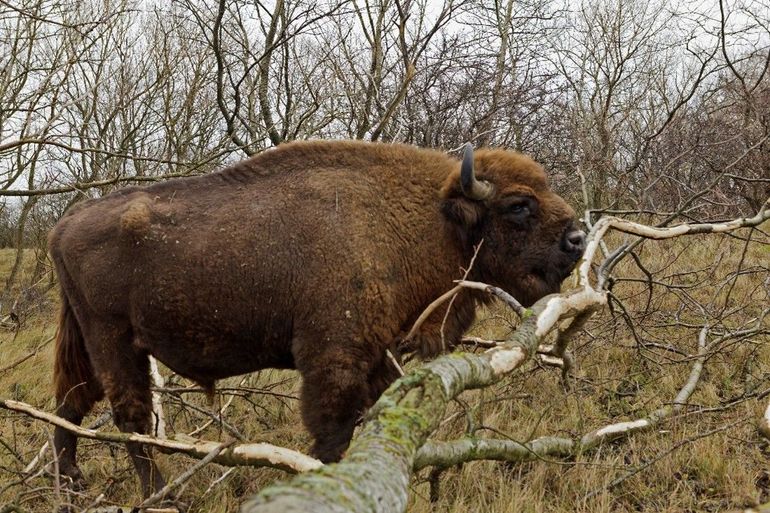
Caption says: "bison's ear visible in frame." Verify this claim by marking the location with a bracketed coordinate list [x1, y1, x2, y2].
[441, 189, 486, 227]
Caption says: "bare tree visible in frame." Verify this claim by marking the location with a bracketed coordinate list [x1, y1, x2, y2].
[550, 1, 719, 214]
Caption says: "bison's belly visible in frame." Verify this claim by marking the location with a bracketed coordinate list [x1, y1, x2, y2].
[133, 317, 296, 384]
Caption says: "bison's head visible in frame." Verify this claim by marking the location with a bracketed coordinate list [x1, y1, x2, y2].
[441, 144, 585, 306]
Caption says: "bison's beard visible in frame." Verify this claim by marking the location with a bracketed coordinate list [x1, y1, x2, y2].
[516, 260, 578, 307]
[516, 272, 561, 307]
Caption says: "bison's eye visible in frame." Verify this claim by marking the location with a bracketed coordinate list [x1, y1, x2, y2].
[498, 196, 537, 222]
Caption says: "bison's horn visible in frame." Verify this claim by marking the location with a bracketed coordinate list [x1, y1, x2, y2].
[460, 143, 493, 201]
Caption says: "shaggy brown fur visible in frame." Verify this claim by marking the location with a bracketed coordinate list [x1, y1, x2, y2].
[49, 140, 584, 497]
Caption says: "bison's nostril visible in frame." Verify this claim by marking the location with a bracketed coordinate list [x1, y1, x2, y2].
[564, 230, 587, 255]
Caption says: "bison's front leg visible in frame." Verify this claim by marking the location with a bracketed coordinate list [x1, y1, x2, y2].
[295, 348, 374, 462]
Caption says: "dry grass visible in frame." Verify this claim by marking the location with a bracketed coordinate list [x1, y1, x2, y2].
[1, 226, 769, 512]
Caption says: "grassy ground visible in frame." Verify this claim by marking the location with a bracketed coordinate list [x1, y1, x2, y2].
[0, 228, 768, 512]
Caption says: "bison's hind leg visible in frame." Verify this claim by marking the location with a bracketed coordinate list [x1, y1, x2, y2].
[52, 287, 104, 490]
[54, 392, 103, 490]
[83, 323, 167, 499]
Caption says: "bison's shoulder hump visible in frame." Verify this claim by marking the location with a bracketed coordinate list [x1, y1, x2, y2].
[119, 197, 153, 237]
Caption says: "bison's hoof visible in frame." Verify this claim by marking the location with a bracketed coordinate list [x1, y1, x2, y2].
[156, 497, 189, 513]
[51, 464, 86, 492]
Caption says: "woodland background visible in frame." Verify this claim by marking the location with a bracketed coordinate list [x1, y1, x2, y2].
[1, 0, 769, 511]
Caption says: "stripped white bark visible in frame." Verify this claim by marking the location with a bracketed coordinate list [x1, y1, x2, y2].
[487, 346, 527, 374]
[538, 354, 565, 368]
[535, 288, 604, 338]
[461, 339, 567, 368]
[149, 356, 167, 439]
[460, 336, 499, 348]
[760, 399, 770, 441]
[601, 197, 769, 239]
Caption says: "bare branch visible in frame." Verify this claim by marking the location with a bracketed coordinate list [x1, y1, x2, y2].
[0, 399, 322, 474]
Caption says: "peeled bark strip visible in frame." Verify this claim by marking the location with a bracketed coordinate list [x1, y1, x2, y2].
[149, 356, 167, 439]
[759, 400, 770, 441]
[242, 288, 606, 513]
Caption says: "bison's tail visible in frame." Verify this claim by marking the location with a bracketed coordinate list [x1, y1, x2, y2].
[53, 290, 102, 414]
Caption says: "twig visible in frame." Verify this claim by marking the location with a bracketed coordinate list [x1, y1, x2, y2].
[586, 419, 743, 498]
[165, 394, 246, 441]
[385, 349, 405, 377]
[184, 375, 248, 438]
[439, 241, 485, 351]
[459, 336, 500, 349]
[580, 325, 710, 448]
[48, 431, 61, 508]
[139, 440, 235, 508]
[0, 336, 54, 373]
[23, 412, 112, 475]
[454, 280, 527, 318]
[185, 393, 238, 438]
[589, 196, 770, 287]
[577, 165, 609, 258]
[201, 468, 235, 497]
[402, 285, 462, 342]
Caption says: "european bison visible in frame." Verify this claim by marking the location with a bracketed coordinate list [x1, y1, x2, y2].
[49, 140, 585, 498]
